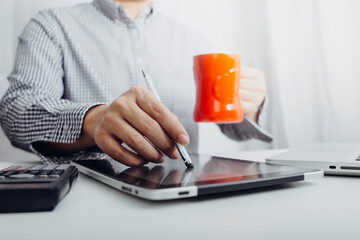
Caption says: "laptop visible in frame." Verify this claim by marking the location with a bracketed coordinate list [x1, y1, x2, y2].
[266, 143, 360, 176]
[71, 153, 323, 200]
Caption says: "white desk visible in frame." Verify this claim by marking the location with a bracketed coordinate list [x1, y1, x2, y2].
[1, 150, 359, 240]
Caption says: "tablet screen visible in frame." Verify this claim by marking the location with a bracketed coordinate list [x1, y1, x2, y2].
[73, 154, 314, 189]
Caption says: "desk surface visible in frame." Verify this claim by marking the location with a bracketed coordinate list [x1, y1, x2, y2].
[1, 150, 359, 240]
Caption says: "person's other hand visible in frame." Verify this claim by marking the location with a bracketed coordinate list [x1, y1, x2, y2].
[83, 86, 190, 166]
[240, 66, 266, 123]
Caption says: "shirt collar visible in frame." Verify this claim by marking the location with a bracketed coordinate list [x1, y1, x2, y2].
[93, 0, 155, 25]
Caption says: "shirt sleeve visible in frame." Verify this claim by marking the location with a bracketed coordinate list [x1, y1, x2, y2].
[0, 10, 104, 153]
[217, 97, 273, 142]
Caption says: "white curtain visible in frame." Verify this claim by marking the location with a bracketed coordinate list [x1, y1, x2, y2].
[1, 0, 360, 156]
[266, 0, 360, 148]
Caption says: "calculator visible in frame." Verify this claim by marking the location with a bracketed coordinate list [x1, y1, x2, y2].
[0, 164, 78, 213]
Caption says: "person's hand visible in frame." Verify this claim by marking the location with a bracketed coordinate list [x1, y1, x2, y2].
[240, 66, 266, 123]
[83, 86, 190, 166]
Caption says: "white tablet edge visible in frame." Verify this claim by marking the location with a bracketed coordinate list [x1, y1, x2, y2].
[71, 161, 198, 200]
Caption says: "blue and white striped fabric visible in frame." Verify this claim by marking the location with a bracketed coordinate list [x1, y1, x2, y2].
[0, 0, 271, 162]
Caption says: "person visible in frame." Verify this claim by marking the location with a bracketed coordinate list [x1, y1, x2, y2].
[0, 0, 272, 166]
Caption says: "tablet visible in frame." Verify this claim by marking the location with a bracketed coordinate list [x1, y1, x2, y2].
[71, 154, 323, 200]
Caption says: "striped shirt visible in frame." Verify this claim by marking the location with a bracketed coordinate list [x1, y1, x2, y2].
[0, 0, 271, 162]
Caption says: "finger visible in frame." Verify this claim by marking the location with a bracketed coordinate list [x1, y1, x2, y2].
[241, 66, 265, 80]
[159, 170, 182, 188]
[95, 132, 148, 167]
[118, 166, 150, 184]
[129, 87, 190, 146]
[112, 118, 165, 163]
[240, 78, 265, 91]
[241, 100, 259, 115]
[239, 89, 258, 102]
[240, 89, 265, 106]
[121, 101, 179, 159]
[138, 165, 165, 189]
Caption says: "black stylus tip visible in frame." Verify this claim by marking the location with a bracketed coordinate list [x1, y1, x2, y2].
[186, 162, 194, 168]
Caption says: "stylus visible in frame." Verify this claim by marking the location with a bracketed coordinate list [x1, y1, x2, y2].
[180, 168, 193, 187]
[141, 69, 194, 168]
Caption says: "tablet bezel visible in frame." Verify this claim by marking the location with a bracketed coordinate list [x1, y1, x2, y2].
[71, 154, 323, 200]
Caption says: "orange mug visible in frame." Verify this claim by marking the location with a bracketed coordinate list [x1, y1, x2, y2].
[193, 53, 243, 123]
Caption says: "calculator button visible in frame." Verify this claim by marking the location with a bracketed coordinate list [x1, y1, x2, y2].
[28, 170, 40, 175]
[3, 168, 15, 172]
[51, 170, 64, 176]
[2, 165, 21, 171]
[15, 167, 28, 172]
[50, 175, 60, 179]
[28, 165, 45, 170]
[38, 175, 48, 178]
[9, 174, 35, 179]
[0, 176, 5, 179]
[3, 171, 16, 177]
[42, 165, 58, 170]
[38, 170, 52, 175]
[56, 164, 69, 170]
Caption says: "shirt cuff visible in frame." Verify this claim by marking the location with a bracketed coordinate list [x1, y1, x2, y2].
[29, 145, 105, 164]
[257, 95, 268, 128]
[218, 117, 272, 142]
[217, 96, 273, 142]
[243, 116, 273, 142]
[50, 102, 105, 143]
[28, 102, 106, 161]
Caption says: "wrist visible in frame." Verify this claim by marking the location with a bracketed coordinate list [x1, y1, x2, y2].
[248, 97, 266, 124]
[246, 111, 259, 123]
[82, 104, 108, 145]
